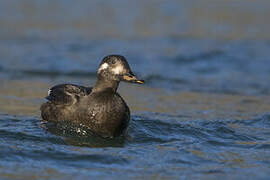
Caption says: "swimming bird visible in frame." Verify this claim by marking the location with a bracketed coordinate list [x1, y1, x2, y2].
[40, 55, 144, 138]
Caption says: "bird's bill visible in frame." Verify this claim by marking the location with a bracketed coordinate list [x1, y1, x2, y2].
[122, 73, 144, 84]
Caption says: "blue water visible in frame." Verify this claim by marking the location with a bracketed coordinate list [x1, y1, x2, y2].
[1, 1, 270, 179]
[1, 112, 270, 179]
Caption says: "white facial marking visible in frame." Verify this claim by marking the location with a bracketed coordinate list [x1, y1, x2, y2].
[48, 89, 51, 96]
[112, 64, 124, 74]
[98, 63, 109, 73]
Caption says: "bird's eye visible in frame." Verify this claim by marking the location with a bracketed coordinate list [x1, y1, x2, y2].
[111, 60, 116, 64]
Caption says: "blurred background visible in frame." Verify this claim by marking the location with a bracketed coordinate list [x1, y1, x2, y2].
[1, 1, 270, 179]
[1, 0, 270, 40]
[0, 0, 270, 116]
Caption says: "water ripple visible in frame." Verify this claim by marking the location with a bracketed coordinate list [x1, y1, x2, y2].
[1, 112, 270, 179]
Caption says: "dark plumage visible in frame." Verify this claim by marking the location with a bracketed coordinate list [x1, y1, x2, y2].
[40, 55, 144, 138]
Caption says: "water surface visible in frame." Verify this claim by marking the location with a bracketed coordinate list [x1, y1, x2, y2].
[0, 1, 270, 179]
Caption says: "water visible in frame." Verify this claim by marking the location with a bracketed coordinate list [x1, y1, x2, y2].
[1, 113, 270, 179]
[1, 1, 270, 179]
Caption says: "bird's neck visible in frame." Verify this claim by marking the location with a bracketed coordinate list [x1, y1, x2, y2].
[92, 76, 119, 93]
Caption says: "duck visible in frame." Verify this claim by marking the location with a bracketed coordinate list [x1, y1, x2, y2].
[40, 55, 144, 138]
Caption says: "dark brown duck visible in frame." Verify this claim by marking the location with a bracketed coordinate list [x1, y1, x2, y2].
[40, 55, 144, 138]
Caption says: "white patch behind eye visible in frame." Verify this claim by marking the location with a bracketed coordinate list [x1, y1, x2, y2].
[98, 63, 109, 73]
[112, 65, 124, 74]
[48, 89, 52, 96]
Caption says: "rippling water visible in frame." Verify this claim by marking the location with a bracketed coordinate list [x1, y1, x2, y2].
[1, 1, 270, 179]
[1, 112, 270, 179]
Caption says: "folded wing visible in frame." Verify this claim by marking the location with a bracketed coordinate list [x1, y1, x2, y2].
[46, 84, 92, 105]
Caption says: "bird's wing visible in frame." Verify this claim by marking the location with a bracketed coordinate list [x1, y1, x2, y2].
[46, 84, 92, 104]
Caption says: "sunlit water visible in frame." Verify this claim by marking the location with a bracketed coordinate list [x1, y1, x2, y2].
[1, 1, 270, 180]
